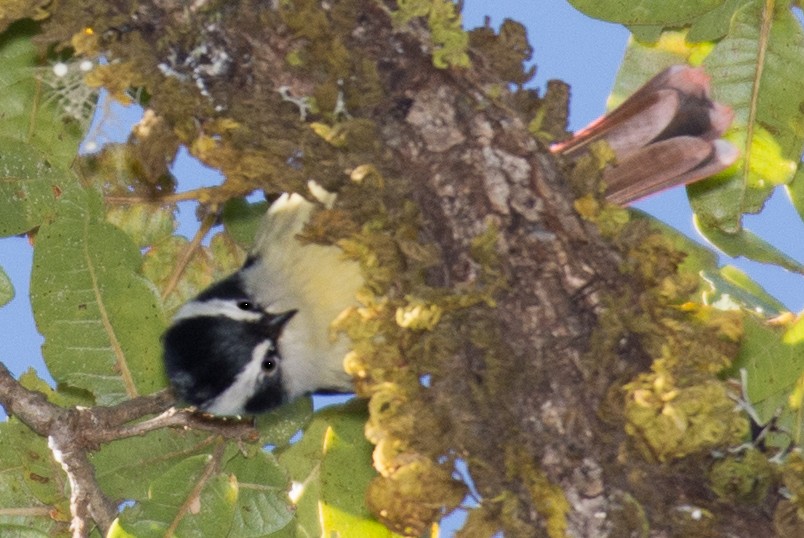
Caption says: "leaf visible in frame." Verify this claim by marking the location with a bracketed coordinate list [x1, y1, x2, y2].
[29, 187, 166, 405]
[0, 137, 77, 237]
[110, 446, 296, 538]
[278, 400, 398, 537]
[0, 419, 66, 535]
[0, 22, 84, 166]
[255, 395, 314, 449]
[113, 452, 237, 538]
[0, 265, 13, 306]
[0, 24, 88, 237]
[92, 429, 220, 501]
[18, 368, 93, 408]
[694, 215, 804, 275]
[687, 0, 744, 42]
[629, 211, 719, 275]
[692, 1, 804, 230]
[142, 230, 248, 315]
[319, 405, 398, 536]
[706, 2, 804, 166]
[209, 231, 248, 280]
[224, 451, 295, 536]
[785, 165, 804, 224]
[727, 316, 804, 445]
[566, 0, 725, 27]
[607, 32, 714, 110]
[700, 265, 786, 317]
[0, 527, 52, 538]
[141, 235, 216, 313]
[221, 198, 268, 250]
[105, 204, 176, 249]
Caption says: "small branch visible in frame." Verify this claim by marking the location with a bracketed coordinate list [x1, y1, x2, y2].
[0, 362, 58, 435]
[0, 363, 117, 538]
[165, 441, 227, 537]
[48, 431, 117, 537]
[91, 406, 260, 445]
[88, 389, 176, 429]
[104, 186, 219, 205]
[161, 212, 217, 300]
[0, 364, 260, 537]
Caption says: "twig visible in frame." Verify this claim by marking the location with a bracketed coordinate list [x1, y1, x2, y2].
[48, 431, 117, 536]
[93, 406, 259, 445]
[161, 212, 217, 300]
[0, 362, 57, 435]
[104, 187, 219, 205]
[0, 363, 116, 537]
[0, 363, 260, 537]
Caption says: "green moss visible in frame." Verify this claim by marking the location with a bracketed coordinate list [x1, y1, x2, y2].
[506, 446, 570, 538]
[709, 449, 776, 504]
[573, 164, 753, 464]
[624, 373, 748, 461]
[780, 452, 804, 514]
[393, 0, 470, 68]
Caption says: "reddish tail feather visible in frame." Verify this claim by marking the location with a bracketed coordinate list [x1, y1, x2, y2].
[550, 65, 739, 206]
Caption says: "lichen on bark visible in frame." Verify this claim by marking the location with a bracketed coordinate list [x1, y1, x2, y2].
[16, 1, 785, 536]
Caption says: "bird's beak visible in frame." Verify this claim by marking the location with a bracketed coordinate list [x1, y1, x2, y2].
[266, 309, 297, 333]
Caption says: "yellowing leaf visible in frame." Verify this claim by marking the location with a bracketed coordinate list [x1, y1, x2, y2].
[724, 126, 797, 188]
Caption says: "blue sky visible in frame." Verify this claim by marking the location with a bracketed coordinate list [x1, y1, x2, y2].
[1, 1, 803, 532]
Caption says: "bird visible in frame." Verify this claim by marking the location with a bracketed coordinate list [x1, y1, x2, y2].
[163, 183, 363, 415]
[162, 65, 737, 416]
[550, 65, 738, 205]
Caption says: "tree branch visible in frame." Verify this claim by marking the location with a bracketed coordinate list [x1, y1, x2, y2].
[0, 363, 258, 536]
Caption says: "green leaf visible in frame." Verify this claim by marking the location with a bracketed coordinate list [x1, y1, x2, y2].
[30, 187, 166, 405]
[692, 2, 804, 230]
[700, 266, 786, 317]
[0, 527, 52, 538]
[92, 429, 220, 501]
[629, 210, 719, 275]
[0, 21, 84, 166]
[0, 419, 66, 535]
[18, 368, 93, 408]
[319, 404, 397, 536]
[566, 0, 725, 26]
[141, 230, 248, 315]
[221, 198, 268, 250]
[0, 137, 77, 237]
[687, 0, 744, 42]
[255, 395, 314, 448]
[224, 451, 295, 536]
[114, 452, 237, 538]
[705, 2, 804, 166]
[607, 34, 711, 109]
[110, 447, 295, 538]
[727, 316, 804, 446]
[626, 25, 663, 43]
[785, 166, 804, 224]
[0, 24, 90, 237]
[209, 232, 247, 280]
[278, 400, 398, 537]
[694, 215, 804, 275]
[0, 265, 13, 306]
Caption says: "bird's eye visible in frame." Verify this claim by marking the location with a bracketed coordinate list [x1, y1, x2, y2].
[237, 301, 254, 311]
[262, 357, 276, 372]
